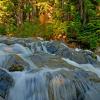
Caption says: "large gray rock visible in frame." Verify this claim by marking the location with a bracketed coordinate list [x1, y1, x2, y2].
[0, 96, 5, 100]
[45, 41, 96, 64]
[0, 68, 13, 98]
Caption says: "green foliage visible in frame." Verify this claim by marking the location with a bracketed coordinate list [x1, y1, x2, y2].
[53, 20, 67, 34]
[42, 24, 53, 39]
[78, 19, 100, 49]
[16, 21, 40, 37]
[0, 0, 100, 50]
[0, 24, 6, 35]
[24, 4, 33, 13]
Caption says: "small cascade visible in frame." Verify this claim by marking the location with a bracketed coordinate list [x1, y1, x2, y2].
[97, 55, 100, 62]
[8, 68, 100, 100]
[0, 43, 36, 69]
[0, 51, 12, 68]
[62, 58, 100, 77]
[0, 37, 99, 100]
[30, 41, 49, 53]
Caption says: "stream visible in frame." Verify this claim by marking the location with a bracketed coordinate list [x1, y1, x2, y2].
[0, 36, 100, 100]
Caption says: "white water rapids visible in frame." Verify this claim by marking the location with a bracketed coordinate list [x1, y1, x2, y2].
[0, 38, 99, 100]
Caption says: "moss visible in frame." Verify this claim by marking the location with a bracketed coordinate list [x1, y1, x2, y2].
[8, 64, 24, 72]
[92, 53, 97, 60]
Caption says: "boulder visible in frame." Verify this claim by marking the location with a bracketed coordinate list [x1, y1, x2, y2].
[0, 68, 13, 98]
[0, 96, 5, 100]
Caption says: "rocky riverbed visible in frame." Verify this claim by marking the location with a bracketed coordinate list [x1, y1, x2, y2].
[0, 36, 100, 100]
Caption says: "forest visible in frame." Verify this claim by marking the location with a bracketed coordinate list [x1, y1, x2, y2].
[0, 1, 100, 100]
[0, 0, 100, 50]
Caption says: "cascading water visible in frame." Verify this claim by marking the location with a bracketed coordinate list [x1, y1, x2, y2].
[97, 55, 100, 62]
[0, 37, 100, 100]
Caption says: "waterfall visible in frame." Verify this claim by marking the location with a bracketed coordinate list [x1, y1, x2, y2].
[8, 68, 100, 100]
[97, 55, 100, 62]
[0, 38, 99, 100]
[62, 58, 100, 77]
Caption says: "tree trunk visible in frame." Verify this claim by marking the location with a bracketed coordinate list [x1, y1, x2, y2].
[78, 0, 87, 25]
[16, 0, 23, 27]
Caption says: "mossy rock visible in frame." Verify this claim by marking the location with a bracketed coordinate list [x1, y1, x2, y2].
[8, 64, 24, 72]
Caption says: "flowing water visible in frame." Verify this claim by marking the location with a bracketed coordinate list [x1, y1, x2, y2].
[0, 37, 100, 100]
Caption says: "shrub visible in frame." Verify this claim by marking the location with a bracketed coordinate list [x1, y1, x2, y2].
[0, 24, 6, 35]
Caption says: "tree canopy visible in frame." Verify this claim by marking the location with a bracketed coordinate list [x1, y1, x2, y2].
[0, 0, 100, 50]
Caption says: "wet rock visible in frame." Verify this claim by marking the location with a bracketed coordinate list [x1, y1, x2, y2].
[0, 68, 13, 98]
[0, 53, 31, 70]
[84, 50, 100, 66]
[8, 64, 24, 72]
[0, 36, 99, 100]
[8, 68, 100, 100]
[0, 36, 99, 64]
[30, 52, 75, 70]
[45, 41, 89, 64]
[46, 41, 60, 54]
[0, 96, 5, 100]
